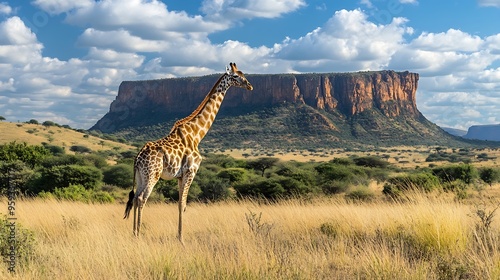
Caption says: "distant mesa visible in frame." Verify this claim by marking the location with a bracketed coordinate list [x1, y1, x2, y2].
[464, 124, 500, 141]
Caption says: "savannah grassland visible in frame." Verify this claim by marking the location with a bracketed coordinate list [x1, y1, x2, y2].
[3, 122, 500, 278]
[2, 190, 500, 279]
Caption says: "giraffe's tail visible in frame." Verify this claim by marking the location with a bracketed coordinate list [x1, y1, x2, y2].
[123, 168, 136, 219]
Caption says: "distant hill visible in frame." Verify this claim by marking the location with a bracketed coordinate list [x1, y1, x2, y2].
[464, 124, 500, 141]
[0, 122, 134, 152]
[441, 127, 467, 137]
[91, 70, 488, 149]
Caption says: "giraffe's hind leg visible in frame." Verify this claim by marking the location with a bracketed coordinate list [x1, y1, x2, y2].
[133, 197, 138, 236]
[136, 179, 158, 237]
[136, 197, 145, 236]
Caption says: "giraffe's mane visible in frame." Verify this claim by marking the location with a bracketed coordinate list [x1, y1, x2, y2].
[170, 73, 227, 132]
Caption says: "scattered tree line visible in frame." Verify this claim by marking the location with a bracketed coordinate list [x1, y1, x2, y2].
[1, 141, 500, 203]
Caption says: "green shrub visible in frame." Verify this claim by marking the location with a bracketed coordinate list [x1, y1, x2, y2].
[41, 185, 114, 203]
[103, 164, 134, 188]
[479, 167, 500, 186]
[0, 215, 36, 270]
[432, 164, 478, 184]
[52, 185, 91, 202]
[383, 172, 440, 197]
[274, 177, 312, 196]
[235, 179, 286, 199]
[352, 156, 389, 168]
[315, 162, 368, 186]
[69, 145, 92, 154]
[345, 187, 374, 202]
[330, 158, 353, 165]
[155, 179, 202, 202]
[42, 144, 65, 156]
[0, 160, 36, 195]
[41, 154, 86, 168]
[81, 154, 108, 169]
[217, 168, 247, 183]
[91, 190, 115, 203]
[35, 165, 103, 193]
[275, 163, 317, 187]
[198, 177, 232, 202]
[0, 142, 50, 168]
[321, 180, 351, 195]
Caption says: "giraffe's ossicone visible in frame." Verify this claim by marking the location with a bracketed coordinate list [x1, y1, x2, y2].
[124, 63, 253, 244]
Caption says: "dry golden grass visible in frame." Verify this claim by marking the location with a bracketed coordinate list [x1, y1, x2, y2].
[2, 192, 500, 279]
[0, 122, 134, 152]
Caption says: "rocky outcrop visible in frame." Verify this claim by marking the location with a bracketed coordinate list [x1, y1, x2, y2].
[92, 70, 420, 133]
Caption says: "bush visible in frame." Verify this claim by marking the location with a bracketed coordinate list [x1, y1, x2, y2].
[41, 154, 86, 168]
[35, 165, 103, 193]
[41, 185, 114, 203]
[383, 172, 440, 197]
[315, 162, 368, 185]
[52, 184, 91, 202]
[198, 177, 232, 202]
[0, 215, 36, 269]
[156, 179, 202, 202]
[81, 154, 108, 169]
[352, 156, 389, 168]
[274, 177, 311, 196]
[235, 179, 286, 199]
[70, 145, 92, 154]
[276, 162, 318, 187]
[0, 142, 50, 168]
[42, 121, 56, 127]
[91, 190, 115, 203]
[345, 187, 374, 202]
[330, 157, 353, 165]
[217, 168, 247, 183]
[103, 164, 133, 188]
[0, 160, 36, 195]
[479, 167, 500, 186]
[321, 180, 351, 195]
[42, 144, 65, 156]
[432, 164, 478, 184]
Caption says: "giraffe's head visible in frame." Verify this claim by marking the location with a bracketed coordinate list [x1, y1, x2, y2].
[226, 62, 253, 91]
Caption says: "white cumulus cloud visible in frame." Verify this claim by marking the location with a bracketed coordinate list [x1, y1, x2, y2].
[201, 0, 306, 20]
[478, 0, 500, 7]
[275, 9, 411, 72]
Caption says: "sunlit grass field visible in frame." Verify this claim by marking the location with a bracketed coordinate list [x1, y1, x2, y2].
[2, 190, 500, 279]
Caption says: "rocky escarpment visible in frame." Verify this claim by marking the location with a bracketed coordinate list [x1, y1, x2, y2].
[91, 70, 473, 148]
[92, 71, 420, 133]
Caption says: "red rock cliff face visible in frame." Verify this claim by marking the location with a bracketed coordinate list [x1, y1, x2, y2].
[93, 70, 419, 132]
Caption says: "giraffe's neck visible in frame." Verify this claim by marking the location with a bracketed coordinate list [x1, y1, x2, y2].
[171, 74, 231, 146]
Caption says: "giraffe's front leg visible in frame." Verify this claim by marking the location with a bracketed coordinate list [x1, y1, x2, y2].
[177, 170, 197, 245]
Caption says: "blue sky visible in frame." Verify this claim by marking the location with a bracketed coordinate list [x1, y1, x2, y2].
[0, 0, 499, 130]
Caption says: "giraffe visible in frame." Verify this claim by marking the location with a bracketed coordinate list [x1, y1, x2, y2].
[123, 63, 253, 244]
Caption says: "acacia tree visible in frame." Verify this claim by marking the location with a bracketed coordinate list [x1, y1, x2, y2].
[247, 157, 279, 177]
